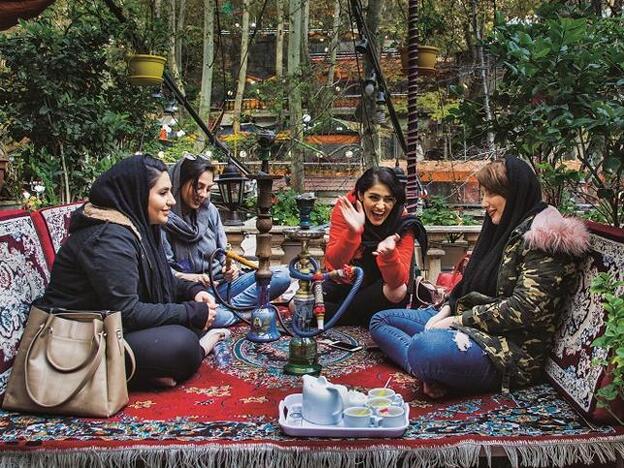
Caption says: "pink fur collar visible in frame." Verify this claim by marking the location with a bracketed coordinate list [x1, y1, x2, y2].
[523, 205, 590, 256]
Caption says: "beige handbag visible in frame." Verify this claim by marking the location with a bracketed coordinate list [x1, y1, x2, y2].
[2, 306, 136, 418]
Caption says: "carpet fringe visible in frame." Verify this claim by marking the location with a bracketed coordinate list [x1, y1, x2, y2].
[0, 440, 623, 468]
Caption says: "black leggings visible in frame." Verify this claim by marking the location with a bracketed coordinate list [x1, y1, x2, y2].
[323, 279, 409, 327]
[124, 325, 204, 387]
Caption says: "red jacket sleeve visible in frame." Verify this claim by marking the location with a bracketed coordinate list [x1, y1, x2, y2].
[375, 231, 414, 289]
[325, 201, 362, 271]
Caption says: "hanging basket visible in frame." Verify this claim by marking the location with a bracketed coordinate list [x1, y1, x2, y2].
[127, 54, 167, 86]
[399, 45, 439, 76]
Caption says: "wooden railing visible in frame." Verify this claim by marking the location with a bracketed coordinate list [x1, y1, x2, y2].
[224, 222, 481, 282]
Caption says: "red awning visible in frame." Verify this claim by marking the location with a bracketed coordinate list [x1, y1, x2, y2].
[0, 0, 55, 31]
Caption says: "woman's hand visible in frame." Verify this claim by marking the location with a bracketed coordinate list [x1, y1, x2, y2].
[194, 291, 217, 331]
[337, 196, 365, 233]
[223, 264, 240, 283]
[177, 272, 212, 287]
[425, 304, 451, 330]
[428, 315, 461, 330]
[373, 233, 400, 257]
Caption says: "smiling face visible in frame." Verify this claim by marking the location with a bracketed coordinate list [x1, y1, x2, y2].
[147, 171, 176, 225]
[359, 182, 396, 226]
[180, 170, 215, 211]
[481, 187, 507, 225]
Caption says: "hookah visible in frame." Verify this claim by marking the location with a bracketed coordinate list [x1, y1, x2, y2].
[207, 131, 364, 375]
[282, 193, 363, 375]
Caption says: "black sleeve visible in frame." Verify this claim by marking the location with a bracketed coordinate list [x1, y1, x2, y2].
[79, 226, 208, 332]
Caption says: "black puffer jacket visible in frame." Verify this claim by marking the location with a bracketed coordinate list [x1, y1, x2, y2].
[40, 204, 208, 332]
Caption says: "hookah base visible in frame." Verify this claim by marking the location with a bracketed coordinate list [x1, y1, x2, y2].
[283, 361, 322, 376]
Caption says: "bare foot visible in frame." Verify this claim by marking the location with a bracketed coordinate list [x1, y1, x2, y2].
[151, 377, 177, 388]
[423, 381, 448, 399]
[200, 328, 231, 356]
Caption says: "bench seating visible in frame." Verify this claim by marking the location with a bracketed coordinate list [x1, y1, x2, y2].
[1, 205, 623, 467]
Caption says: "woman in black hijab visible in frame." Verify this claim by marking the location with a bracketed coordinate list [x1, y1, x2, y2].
[324, 166, 427, 326]
[370, 156, 589, 398]
[41, 154, 226, 387]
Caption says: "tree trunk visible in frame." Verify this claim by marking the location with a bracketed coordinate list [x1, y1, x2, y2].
[288, 0, 304, 192]
[326, 0, 341, 86]
[362, 0, 383, 169]
[198, 0, 214, 125]
[301, 0, 310, 66]
[233, 0, 251, 134]
[168, 0, 185, 94]
[176, 0, 187, 72]
[470, 0, 494, 153]
[154, 0, 162, 17]
[275, 0, 285, 79]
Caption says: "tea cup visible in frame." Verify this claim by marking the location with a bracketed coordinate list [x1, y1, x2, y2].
[343, 406, 376, 427]
[368, 387, 395, 399]
[366, 397, 392, 410]
[375, 405, 406, 428]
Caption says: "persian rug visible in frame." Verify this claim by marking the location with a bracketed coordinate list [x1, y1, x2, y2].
[1, 325, 624, 468]
[546, 221, 624, 423]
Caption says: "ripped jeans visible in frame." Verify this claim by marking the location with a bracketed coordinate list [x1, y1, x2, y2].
[369, 307, 501, 394]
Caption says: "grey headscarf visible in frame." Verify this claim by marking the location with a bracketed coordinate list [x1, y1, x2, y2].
[162, 158, 227, 280]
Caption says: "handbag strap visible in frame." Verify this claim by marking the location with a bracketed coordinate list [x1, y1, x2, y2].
[123, 339, 136, 382]
[414, 276, 445, 307]
[45, 320, 101, 372]
[24, 322, 106, 408]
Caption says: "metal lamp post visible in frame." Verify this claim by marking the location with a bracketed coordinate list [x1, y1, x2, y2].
[216, 160, 246, 226]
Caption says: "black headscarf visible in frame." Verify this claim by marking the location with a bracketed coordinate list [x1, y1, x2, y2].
[358, 194, 428, 256]
[451, 156, 547, 302]
[87, 155, 175, 303]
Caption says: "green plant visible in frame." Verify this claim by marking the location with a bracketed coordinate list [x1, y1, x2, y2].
[420, 195, 476, 226]
[0, 2, 160, 205]
[271, 189, 331, 227]
[591, 272, 624, 422]
[453, 3, 624, 226]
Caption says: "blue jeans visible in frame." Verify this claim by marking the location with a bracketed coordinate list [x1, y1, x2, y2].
[212, 266, 291, 327]
[369, 307, 501, 394]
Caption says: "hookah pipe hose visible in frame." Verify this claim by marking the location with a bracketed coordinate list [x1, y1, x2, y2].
[206, 248, 292, 335]
[286, 255, 364, 338]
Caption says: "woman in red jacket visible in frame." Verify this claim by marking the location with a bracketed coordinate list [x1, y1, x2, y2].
[323, 167, 427, 326]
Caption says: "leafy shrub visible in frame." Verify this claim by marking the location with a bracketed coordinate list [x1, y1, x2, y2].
[271, 189, 331, 227]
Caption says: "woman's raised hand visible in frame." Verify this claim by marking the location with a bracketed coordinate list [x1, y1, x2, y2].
[337, 196, 365, 233]
[373, 233, 401, 257]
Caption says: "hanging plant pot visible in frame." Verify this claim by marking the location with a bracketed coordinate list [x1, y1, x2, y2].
[399, 45, 439, 76]
[127, 54, 167, 86]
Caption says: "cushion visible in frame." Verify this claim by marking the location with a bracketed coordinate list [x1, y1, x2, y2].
[0, 209, 50, 401]
[545, 221, 624, 423]
[31, 202, 82, 268]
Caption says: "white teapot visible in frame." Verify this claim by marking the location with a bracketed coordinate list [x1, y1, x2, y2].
[301, 375, 347, 425]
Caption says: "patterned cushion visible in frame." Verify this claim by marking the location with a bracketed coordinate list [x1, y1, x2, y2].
[32, 202, 82, 267]
[545, 221, 624, 423]
[0, 210, 50, 401]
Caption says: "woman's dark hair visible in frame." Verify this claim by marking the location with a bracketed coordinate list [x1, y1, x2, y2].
[180, 158, 215, 193]
[355, 167, 406, 206]
[143, 154, 168, 189]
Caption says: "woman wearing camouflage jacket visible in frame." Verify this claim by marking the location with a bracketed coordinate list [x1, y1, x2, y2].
[370, 157, 590, 398]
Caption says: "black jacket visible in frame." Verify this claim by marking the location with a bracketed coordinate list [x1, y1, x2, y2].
[40, 207, 208, 332]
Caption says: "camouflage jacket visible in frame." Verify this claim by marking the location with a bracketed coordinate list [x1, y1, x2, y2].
[454, 206, 590, 390]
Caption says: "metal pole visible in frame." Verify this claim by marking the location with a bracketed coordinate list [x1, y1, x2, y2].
[406, 0, 421, 214]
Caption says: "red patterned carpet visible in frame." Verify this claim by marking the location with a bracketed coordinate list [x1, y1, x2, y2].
[2, 324, 624, 467]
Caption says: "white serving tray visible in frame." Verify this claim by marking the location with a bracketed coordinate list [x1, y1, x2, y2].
[278, 393, 409, 438]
